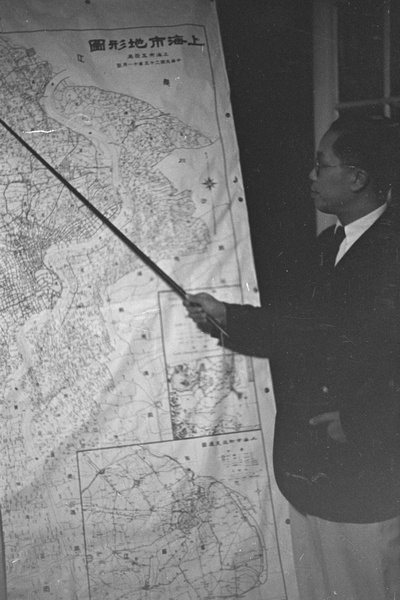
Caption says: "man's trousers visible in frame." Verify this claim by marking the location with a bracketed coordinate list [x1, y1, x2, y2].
[290, 505, 400, 600]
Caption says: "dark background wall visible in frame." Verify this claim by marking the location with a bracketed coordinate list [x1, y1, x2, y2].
[216, 0, 315, 306]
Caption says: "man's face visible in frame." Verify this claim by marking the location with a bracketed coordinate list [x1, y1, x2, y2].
[309, 129, 354, 217]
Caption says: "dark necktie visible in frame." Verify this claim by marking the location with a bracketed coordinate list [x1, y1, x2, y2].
[323, 225, 345, 271]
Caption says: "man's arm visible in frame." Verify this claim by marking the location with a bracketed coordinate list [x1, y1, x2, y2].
[184, 292, 277, 356]
[184, 291, 334, 358]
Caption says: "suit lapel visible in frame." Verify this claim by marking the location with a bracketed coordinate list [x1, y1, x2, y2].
[332, 211, 390, 272]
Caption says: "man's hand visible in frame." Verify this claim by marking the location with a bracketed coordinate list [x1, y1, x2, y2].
[183, 292, 227, 333]
[309, 411, 347, 443]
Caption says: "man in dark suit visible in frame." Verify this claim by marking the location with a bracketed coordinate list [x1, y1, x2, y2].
[185, 116, 400, 599]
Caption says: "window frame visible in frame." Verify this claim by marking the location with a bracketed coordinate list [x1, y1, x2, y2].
[313, 0, 398, 231]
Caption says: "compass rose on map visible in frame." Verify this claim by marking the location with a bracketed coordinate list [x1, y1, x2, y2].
[202, 176, 217, 190]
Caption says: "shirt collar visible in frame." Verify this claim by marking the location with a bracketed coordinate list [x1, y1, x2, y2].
[333, 204, 387, 265]
[337, 203, 387, 238]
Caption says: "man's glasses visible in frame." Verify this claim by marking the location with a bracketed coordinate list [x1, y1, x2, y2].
[314, 157, 357, 177]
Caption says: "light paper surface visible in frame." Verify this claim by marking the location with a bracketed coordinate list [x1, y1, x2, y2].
[0, 1, 297, 598]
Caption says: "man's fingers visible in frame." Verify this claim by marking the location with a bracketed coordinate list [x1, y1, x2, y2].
[309, 412, 336, 426]
[183, 293, 227, 328]
[184, 293, 201, 306]
[309, 411, 347, 443]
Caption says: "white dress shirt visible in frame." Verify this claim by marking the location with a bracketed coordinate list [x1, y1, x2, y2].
[335, 203, 387, 265]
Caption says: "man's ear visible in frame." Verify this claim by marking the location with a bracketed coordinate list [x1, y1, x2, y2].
[350, 168, 369, 192]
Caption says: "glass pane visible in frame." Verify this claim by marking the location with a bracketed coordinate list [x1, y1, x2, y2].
[337, 104, 385, 119]
[337, 0, 384, 102]
[391, 1, 400, 96]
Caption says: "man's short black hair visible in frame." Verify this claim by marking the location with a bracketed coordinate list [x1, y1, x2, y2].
[329, 114, 400, 202]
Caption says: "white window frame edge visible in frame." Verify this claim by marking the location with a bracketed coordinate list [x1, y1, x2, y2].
[313, 0, 338, 233]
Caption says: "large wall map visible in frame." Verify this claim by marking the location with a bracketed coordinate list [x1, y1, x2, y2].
[0, 1, 297, 598]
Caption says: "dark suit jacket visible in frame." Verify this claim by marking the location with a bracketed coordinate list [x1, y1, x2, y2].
[225, 209, 400, 522]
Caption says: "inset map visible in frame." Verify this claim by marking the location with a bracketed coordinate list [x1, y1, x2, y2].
[78, 434, 285, 599]
[159, 288, 260, 439]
